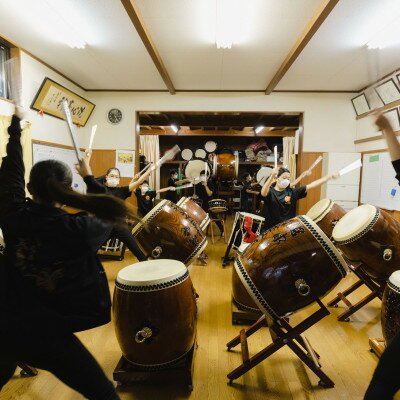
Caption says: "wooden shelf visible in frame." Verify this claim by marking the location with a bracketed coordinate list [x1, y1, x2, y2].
[163, 160, 281, 166]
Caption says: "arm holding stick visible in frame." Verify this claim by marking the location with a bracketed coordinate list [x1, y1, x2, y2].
[375, 113, 400, 162]
[306, 173, 339, 190]
[261, 168, 279, 197]
[291, 169, 312, 187]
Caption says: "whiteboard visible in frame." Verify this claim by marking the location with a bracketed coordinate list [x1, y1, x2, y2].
[32, 143, 86, 193]
[360, 152, 400, 211]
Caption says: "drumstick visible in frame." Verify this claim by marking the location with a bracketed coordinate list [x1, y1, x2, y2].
[5, 57, 23, 109]
[274, 146, 278, 169]
[61, 100, 81, 162]
[157, 145, 181, 166]
[308, 156, 323, 172]
[88, 124, 97, 149]
[339, 159, 362, 176]
[176, 183, 193, 190]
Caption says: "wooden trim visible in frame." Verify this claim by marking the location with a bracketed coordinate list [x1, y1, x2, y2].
[85, 89, 359, 93]
[0, 96, 13, 104]
[358, 67, 400, 93]
[0, 34, 85, 92]
[354, 130, 400, 145]
[138, 110, 302, 116]
[32, 139, 84, 151]
[356, 98, 400, 120]
[273, 90, 358, 93]
[119, 0, 175, 95]
[140, 129, 295, 137]
[265, 0, 339, 95]
[361, 148, 388, 154]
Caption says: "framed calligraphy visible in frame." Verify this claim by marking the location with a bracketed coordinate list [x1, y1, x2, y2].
[30, 78, 95, 126]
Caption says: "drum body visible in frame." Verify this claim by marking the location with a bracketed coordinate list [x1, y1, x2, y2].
[307, 199, 346, 238]
[177, 197, 210, 231]
[332, 205, 400, 282]
[113, 260, 197, 367]
[381, 271, 400, 345]
[184, 160, 211, 180]
[213, 153, 238, 181]
[132, 200, 207, 266]
[235, 216, 347, 318]
[208, 199, 227, 213]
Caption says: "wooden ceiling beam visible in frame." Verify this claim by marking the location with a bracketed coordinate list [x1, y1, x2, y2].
[120, 0, 176, 94]
[265, 0, 340, 95]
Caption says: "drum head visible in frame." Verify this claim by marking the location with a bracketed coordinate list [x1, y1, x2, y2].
[205, 141, 217, 152]
[256, 166, 273, 186]
[332, 204, 378, 243]
[388, 270, 400, 293]
[181, 149, 193, 161]
[116, 259, 186, 286]
[195, 149, 207, 159]
[185, 160, 210, 179]
[306, 199, 334, 223]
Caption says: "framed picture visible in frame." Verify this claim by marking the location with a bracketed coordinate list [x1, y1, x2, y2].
[374, 78, 400, 105]
[383, 108, 400, 132]
[351, 93, 370, 116]
[31, 77, 95, 126]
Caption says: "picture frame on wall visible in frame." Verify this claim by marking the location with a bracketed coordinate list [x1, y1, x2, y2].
[351, 93, 370, 116]
[383, 108, 400, 132]
[374, 78, 400, 105]
[31, 77, 95, 126]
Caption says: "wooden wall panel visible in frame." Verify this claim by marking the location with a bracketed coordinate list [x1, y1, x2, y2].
[296, 152, 323, 215]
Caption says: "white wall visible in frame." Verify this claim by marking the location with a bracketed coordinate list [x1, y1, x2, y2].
[78, 91, 356, 152]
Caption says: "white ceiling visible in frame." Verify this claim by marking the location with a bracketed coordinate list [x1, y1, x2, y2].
[0, 0, 399, 91]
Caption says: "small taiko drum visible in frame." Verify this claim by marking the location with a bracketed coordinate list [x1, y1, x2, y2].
[113, 260, 197, 368]
[381, 270, 400, 345]
[208, 199, 228, 214]
[177, 197, 210, 231]
[332, 204, 400, 282]
[235, 216, 347, 318]
[306, 199, 347, 238]
[132, 200, 207, 266]
[213, 152, 239, 181]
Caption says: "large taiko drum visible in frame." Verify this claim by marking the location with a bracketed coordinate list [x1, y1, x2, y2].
[213, 152, 239, 181]
[177, 196, 210, 231]
[381, 270, 400, 346]
[307, 199, 347, 238]
[113, 260, 197, 367]
[132, 200, 207, 266]
[332, 205, 400, 282]
[235, 216, 348, 318]
[184, 159, 211, 180]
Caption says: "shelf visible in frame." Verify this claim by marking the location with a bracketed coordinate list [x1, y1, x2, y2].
[163, 160, 282, 166]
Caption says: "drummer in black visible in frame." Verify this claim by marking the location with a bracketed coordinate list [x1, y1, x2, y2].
[261, 167, 339, 231]
[241, 173, 260, 212]
[165, 169, 191, 203]
[364, 113, 400, 400]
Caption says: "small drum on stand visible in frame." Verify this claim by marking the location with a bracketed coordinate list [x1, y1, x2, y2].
[213, 152, 239, 182]
[208, 199, 228, 214]
[177, 197, 210, 231]
[332, 204, 400, 282]
[184, 159, 211, 180]
[181, 149, 193, 161]
[381, 270, 400, 346]
[113, 259, 197, 370]
[256, 166, 273, 186]
[194, 149, 207, 160]
[132, 200, 207, 266]
[307, 199, 346, 238]
[236, 215, 347, 318]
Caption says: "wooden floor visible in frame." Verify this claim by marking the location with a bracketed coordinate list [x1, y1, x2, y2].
[1, 218, 397, 400]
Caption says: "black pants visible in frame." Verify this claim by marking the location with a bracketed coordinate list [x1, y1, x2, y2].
[0, 326, 120, 400]
[365, 331, 400, 399]
[111, 227, 146, 261]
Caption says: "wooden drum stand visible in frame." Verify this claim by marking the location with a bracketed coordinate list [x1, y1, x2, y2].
[327, 263, 384, 322]
[226, 299, 335, 388]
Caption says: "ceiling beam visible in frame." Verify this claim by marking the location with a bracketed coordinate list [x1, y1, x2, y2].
[119, 0, 176, 95]
[265, 0, 340, 95]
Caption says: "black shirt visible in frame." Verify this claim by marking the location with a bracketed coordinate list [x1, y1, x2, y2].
[393, 159, 400, 184]
[166, 178, 177, 203]
[194, 180, 215, 212]
[263, 186, 307, 230]
[135, 189, 156, 217]
[84, 176, 131, 200]
[0, 116, 112, 333]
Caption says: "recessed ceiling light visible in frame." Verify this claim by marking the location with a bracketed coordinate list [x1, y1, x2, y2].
[170, 124, 179, 133]
[255, 126, 264, 134]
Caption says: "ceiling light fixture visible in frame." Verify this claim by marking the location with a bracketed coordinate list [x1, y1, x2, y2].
[254, 126, 264, 134]
[170, 124, 179, 133]
[215, 0, 242, 49]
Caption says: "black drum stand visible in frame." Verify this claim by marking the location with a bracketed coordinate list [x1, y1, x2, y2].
[226, 299, 334, 388]
[327, 263, 384, 322]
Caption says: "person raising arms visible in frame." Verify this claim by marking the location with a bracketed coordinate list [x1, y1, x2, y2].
[261, 167, 339, 230]
[0, 106, 129, 399]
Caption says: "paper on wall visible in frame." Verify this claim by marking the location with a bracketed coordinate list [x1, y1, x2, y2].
[116, 150, 135, 177]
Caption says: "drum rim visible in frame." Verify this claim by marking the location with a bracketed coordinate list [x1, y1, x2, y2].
[181, 148, 193, 161]
[176, 196, 187, 206]
[116, 260, 188, 290]
[332, 205, 379, 244]
[209, 198, 227, 203]
[131, 199, 169, 235]
[234, 215, 348, 319]
[388, 271, 400, 294]
[200, 215, 210, 230]
[306, 199, 334, 223]
[238, 211, 265, 222]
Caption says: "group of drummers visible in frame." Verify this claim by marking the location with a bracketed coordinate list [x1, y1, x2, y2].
[0, 102, 400, 399]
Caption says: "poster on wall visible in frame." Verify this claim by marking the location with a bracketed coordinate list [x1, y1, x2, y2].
[116, 150, 135, 177]
[374, 78, 400, 105]
[30, 77, 95, 126]
[351, 93, 370, 116]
